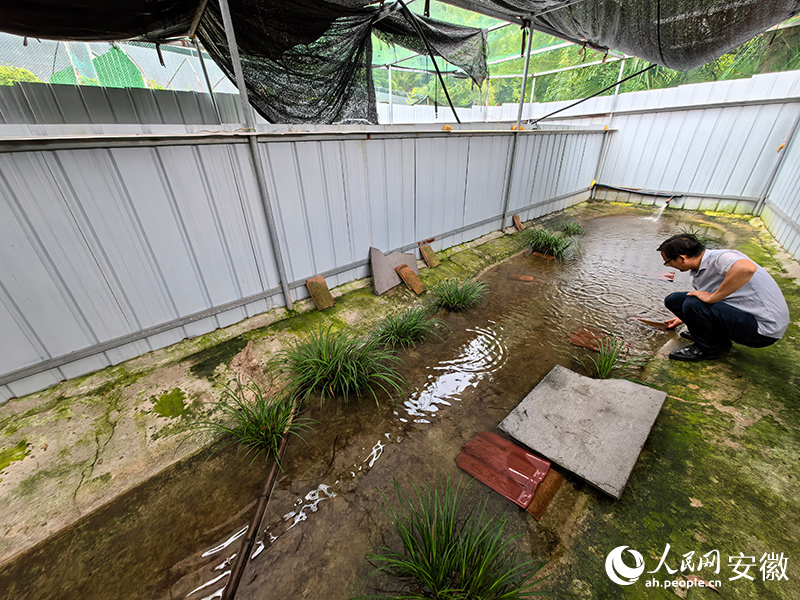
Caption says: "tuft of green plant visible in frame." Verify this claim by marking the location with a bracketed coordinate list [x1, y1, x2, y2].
[575, 336, 648, 379]
[190, 377, 315, 465]
[523, 227, 574, 260]
[367, 478, 547, 599]
[430, 278, 490, 312]
[679, 225, 723, 248]
[273, 325, 405, 405]
[558, 220, 586, 236]
[372, 306, 447, 349]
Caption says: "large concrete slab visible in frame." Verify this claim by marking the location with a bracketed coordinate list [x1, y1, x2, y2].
[498, 365, 666, 499]
[369, 247, 419, 295]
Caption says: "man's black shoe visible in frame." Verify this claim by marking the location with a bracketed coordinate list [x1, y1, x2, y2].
[680, 330, 695, 342]
[669, 345, 721, 362]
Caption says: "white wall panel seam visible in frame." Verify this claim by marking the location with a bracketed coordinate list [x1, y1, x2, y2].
[150, 147, 215, 314]
[259, 143, 295, 280]
[104, 149, 183, 324]
[462, 137, 472, 228]
[740, 105, 785, 196]
[0, 162, 101, 345]
[49, 151, 140, 330]
[0, 279, 51, 359]
[226, 144, 267, 290]
[191, 145, 245, 299]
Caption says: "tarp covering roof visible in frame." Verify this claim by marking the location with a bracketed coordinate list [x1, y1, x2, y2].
[2, 0, 799, 123]
[444, 0, 800, 70]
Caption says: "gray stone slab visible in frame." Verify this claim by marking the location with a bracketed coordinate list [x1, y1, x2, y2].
[370, 247, 419, 295]
[498, 365, 666, 499]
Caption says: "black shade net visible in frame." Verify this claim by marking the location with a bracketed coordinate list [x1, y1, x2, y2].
[2, 0, 798, 123]
[197, 0, 488, 124]
[445, 0, 800, 71]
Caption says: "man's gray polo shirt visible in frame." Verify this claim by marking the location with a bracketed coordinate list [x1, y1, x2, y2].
[691, 249, 790, 338]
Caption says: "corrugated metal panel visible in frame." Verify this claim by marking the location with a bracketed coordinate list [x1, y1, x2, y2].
[765, 116, 800, 261]
[7, 73, 800, 397]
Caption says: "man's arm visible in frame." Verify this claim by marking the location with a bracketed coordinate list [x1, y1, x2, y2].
[688, 258, 757, 304]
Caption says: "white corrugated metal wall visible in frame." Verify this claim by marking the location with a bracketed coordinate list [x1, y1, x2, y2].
[0, 84, 603, 401]
[762, 120, 800, 259]
[3, 71, 800, 401]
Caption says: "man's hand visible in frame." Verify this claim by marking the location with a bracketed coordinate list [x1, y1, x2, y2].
[665, 317, 683, 329]
[687, 290, 716, 303]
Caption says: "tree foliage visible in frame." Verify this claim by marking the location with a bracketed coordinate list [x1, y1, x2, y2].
[0, 66, 42, 86]
[373, 4, 800, 107]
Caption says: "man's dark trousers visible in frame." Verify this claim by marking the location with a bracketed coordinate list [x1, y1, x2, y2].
[665, 292, 778, 353]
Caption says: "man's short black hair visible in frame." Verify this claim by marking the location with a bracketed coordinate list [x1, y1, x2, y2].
[657, 234, 705, 260]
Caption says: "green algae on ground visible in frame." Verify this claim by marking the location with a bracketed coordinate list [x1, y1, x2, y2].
[0, 440, 29, 482]
[152, 389, 188, 419]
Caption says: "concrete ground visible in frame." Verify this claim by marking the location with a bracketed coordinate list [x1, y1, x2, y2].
[1, 202, 799, 599]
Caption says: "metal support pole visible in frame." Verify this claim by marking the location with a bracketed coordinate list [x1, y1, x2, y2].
[484, 76, 491, 122]
[194, 39, 222, 124]
[218, 0, 294, 311]
[501, 23, 533, 229]
[754, 106, 800, 215]
[593, 58, 626, 183]
[388, 65, 394, 125]
[515, 25, 533, 129]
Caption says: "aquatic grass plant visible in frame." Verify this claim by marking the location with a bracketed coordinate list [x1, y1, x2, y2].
[372, 306, 447, 349]
[430, 278, 490, 312]
[558, 220, 586, 236]
[274, 325, 405, 405]
[190, 377, 314, 465]
[367, 478, 547, 599]
[575, 336, 648, 379]
[679, 225, 723, 248]
[523, 227, 574, 260]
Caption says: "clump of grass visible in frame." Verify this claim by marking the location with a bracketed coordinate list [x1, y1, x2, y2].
[368, 478, 547, 599]
[523, 227, 574, 260]
[372, 306, 447, 349]
[273, 325, 405, 405]
[558, 220, 586, 236]
[680, 225, 723, 248]
[430, 278, 489, 312]
[575, 336, 648, 379]
[190, 377, 315, 465]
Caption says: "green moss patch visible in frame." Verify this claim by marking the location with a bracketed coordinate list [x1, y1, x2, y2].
[0, 440, 29, 482]
[152, 389, 187, 419]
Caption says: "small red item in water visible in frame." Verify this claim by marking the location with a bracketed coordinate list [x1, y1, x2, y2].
[508, 273, 535, 282]
[533, 252, 555, 260]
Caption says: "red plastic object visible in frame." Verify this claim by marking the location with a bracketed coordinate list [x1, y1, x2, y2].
[456, 431, 550, 509]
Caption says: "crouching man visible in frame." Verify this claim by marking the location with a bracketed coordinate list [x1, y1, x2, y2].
[658, 233, 790, 362]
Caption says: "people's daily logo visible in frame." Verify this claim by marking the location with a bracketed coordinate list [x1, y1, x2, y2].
[605, 546, 645, 585]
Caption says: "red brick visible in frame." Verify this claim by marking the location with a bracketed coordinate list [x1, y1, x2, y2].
[533, 251, 556, 260]
[395, 264, 425, 295]
[419, 244, 440, 268]
[512, 214, 524, 231]
[508, 273, 535, 282]
[305, 275, 334, 310]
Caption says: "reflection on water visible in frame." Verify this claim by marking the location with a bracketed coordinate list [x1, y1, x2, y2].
[399, 323, 507, 424]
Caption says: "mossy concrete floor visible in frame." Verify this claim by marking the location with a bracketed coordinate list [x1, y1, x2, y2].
[1, 202, 799, 600]
[0, 223, 527, 565]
